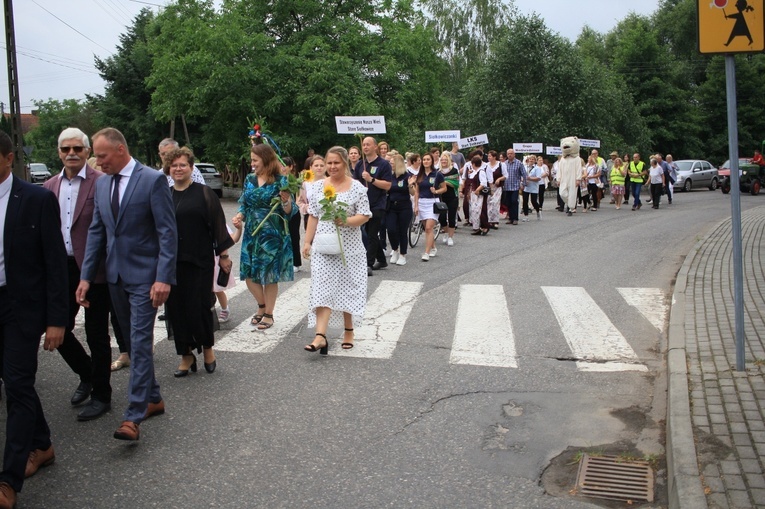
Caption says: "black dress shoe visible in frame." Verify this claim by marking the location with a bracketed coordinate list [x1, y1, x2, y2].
[174, 355, 197, 377]
[367, 267, 373, 276]
[77, 399, 111, 421]
[204, 360, 217, 373]
[372, 261, 388, 270]
[70, 382, 92, 406]
[157, 313, 166, 321]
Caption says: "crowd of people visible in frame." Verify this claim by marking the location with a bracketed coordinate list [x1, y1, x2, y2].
[0, 127, 683, 508]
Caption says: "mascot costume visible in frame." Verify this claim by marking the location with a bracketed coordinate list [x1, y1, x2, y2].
[558, 136, 584, 216]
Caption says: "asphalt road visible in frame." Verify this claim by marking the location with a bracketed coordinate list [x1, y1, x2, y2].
[13, 187, 763, 508]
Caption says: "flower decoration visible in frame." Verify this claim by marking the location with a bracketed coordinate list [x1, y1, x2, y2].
[318, 184, 349, 266]
[250, 169, 315, 239]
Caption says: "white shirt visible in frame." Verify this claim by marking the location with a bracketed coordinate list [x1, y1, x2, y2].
[0, 174, 14, 286]
[58, 166, 87, 257]
[113, 158, 137, 206]
[649, 165, 664, 184]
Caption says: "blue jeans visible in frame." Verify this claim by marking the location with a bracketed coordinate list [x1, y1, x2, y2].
[631, 182, 642, 207]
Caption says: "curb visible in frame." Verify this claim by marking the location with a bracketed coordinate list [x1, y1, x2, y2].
[667, 222, 725, 509]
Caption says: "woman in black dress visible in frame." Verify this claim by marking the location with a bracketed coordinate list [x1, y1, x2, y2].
[164, 147, 234, 376]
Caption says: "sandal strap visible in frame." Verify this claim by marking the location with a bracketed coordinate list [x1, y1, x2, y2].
[258, 304, 266, 309]
[262, 313, 273, 319]
[315, 332, 326, 339]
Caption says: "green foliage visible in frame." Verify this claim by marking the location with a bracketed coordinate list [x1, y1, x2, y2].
[24, 99, 99, 172]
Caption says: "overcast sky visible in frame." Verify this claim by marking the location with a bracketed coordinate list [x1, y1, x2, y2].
[1, 0, 659, 114]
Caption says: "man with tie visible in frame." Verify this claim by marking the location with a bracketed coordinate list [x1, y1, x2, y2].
[76, 127, 177, 441]
[44, 127, 118, 421]
[0, 131, 68, 509]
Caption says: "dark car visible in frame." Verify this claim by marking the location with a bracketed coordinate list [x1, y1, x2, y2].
[27, 163, 51, 185]
[719, 159, 762, 195]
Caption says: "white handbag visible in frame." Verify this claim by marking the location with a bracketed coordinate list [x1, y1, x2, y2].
[313, 232, 342, 255]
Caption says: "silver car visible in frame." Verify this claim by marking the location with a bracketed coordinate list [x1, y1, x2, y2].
[673, 159, 719, 192]
[28, 163, 51, 185]
[196, 163, 223, 197]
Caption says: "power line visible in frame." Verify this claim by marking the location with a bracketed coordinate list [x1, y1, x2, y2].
[29, 0, 113, 54]
[127, 0, 164, 6]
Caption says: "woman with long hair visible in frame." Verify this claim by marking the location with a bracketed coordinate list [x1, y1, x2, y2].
[486, 150, 503, 229]
[438, 152, 459, 246]
[585, 155, 602, 211]
[386, 154, 414, 265]
[466, 155, 490, 235]
[232, 144, 296, 331]
[414, 153, 446, 260]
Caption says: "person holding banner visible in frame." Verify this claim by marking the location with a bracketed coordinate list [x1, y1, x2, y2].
[450, 142, 466, 170]
[353, 137, 392, 273]
[438, 152, 459, 246]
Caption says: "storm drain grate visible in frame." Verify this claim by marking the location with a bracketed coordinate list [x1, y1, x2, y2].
[575, 454, 654, 503]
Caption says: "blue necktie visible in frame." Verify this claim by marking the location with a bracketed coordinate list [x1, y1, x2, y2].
[111, 174, 121, 220]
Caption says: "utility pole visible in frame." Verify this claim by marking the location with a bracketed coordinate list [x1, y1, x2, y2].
[4, 0, 26, 179]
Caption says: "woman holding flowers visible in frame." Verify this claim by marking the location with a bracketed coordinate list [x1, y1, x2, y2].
[232, 144, 296, 331]
[302, 146, 372, 354]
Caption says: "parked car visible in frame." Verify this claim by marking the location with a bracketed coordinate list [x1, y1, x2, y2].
[196, 163, 223, 197]
[27, 163, 51, 185]
[672, 159, 719, 192]
[719, 158, 762, 195]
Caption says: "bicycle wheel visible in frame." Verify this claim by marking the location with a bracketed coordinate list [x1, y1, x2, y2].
[408, 216, 422, 248]
[433, 220, 441, 240]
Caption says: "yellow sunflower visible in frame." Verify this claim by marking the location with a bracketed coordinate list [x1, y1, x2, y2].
[323, 185, 337, 200]
[302, 169, 315, 182]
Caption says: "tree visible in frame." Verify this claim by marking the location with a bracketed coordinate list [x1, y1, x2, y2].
[24, 99, 98, 172]
[91, 8, 168, 166]
[459, 14, 647, 155]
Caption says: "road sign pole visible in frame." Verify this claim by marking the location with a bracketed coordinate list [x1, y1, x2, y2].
[724, 55, 746, 371]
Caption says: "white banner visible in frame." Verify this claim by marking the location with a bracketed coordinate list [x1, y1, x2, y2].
[458, 134, 489, 150]
[335, 116, 387, 134]
[579, 139, 601, 148]
[546, 146, 563, 155]
[425, 130, 461, 143]
[513, 143, 543, 153]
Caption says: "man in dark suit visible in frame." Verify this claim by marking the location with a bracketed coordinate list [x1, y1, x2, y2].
[0, 131, 68, 508]
[44, 127, 117, 422]
[77, 127, 177, 441]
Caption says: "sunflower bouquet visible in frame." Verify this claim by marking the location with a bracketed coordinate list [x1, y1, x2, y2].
[251, 169, 314, 237]
[318, 183, 349, 266]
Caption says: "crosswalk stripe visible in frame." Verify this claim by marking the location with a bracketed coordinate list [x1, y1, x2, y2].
[541, 286, 647, 372]
[617, 287, 668, 333]
[214, 278, 312, 353]
[330, 280, 424, 358]
[449, 284, 517, 368]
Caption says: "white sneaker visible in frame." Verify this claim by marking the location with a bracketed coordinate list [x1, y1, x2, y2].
[536, 211, 541, 220]
[447, 237, 454, 246]
[522, 217, 529, 222]
[218, 308, 230, 323]
[390, 251, 400, 264]
[396, 255, 407, 266]
[442, 236, 448, 244]
[421, 253, 430, 262]
[429, 248, 437, 257]
[293, 266, 300, 273]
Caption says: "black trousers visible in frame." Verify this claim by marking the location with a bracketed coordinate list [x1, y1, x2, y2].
[0, 287, 51, 493]
[538, 184, 545, 209]
[438, 194, 459, 229]
[522, 192, 540, 215]
[651, 183, 663, 207]
[503, 190, 520, 222]
[365, 209, 387, 267]
[56, 257, 113, 403]
[385, 201, 413, 255]
[288, 212, 302, 268]
[556, 187, 564, 208]
[587, 183, 600, 209]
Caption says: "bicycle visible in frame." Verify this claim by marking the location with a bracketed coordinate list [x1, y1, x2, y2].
[408, 214, 441, 248]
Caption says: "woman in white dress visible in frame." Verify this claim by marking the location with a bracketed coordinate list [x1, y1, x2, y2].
[486, 150, 503, 227]
[302, 146, 372, 354]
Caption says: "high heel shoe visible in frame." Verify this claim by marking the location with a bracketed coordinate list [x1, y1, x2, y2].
[304, 333, 328, 355]
[174, 354, 197, 377]
[203, 349, 216, 373]
[342, 328, 354, 350]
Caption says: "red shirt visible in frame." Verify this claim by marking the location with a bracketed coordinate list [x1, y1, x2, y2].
[753, 153, 765, 167]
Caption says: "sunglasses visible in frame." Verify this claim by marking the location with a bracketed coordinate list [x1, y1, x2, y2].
[59, 146, 86, 153]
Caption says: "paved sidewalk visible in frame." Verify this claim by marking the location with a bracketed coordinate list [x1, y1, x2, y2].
[668, 205, 765, 509]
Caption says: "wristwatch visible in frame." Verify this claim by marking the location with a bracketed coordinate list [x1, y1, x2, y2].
[370, 177, 376, 183]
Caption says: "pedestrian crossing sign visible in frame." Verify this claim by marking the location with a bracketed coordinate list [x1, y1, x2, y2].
[698, 0, 765, 54]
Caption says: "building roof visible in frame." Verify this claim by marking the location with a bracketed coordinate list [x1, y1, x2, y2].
[3, 113, 39, 135]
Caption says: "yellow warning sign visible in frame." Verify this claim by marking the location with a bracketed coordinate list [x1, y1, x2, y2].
[698, 0, 765, 54]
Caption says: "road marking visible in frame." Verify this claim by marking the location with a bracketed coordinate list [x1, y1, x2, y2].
[449, 284, 517, 368]
[617, 287, 668, 333]
[542, 286, 647, 372]
[210, 278, 312, 353]
[330, 280, 424, 358]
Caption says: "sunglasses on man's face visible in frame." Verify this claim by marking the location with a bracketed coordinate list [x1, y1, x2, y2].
[60, 146, 85, 153]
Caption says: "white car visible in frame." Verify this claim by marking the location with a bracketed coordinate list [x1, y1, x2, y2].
[28, 163, 51, 185]
[196, 163, 223, 197]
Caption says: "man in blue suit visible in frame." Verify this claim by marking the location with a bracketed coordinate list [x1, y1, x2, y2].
[76, 127, 177, 441]
[0, 131, 68, 509]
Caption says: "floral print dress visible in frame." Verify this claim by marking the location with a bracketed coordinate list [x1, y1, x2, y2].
[238, 174, 296, 284]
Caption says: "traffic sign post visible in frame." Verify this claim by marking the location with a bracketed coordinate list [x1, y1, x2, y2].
[697, 0, 760, 371]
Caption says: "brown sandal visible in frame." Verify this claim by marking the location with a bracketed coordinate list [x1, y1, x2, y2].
[256, 313, 274, 331]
